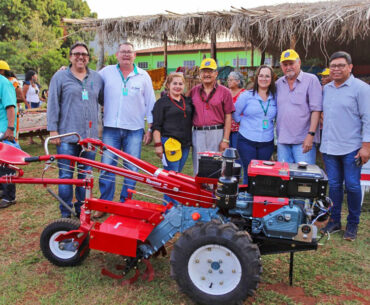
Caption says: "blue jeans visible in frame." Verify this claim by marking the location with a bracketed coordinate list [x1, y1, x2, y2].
[277, 143, 316, 164]
[57, 142, 96, 217]
[237, 134, 274, 184]
[99, 127, 144, 202]
[30, 102, 39, 109]
[162, 136, 190, 206]
[323, 150, 362, 225]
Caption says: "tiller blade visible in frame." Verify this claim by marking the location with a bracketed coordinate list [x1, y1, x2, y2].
[101, 258, 154, 284]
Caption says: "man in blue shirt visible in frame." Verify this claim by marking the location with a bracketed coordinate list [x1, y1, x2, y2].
[47, 41, 104, 218]
[0, 74, 17, 208]
[320, 51, 370, 241]
[96, 42, 155, 218]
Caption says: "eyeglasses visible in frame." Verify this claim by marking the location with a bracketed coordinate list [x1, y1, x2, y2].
[71, 52, 89, 58]
[119, 51, 134, 55]
[329, 63, 347, 70]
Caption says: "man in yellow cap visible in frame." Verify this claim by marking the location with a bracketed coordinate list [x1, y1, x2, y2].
[188, 58, 234, 174]
[318, 68, 332, 86]
[276, 49, 322, 164]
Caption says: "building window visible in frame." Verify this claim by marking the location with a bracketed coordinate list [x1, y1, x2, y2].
[183, 60, 195, 68]
[157, 61, 165, 68]
[233, 58, 247, 66]
[138, 62, 148, 69]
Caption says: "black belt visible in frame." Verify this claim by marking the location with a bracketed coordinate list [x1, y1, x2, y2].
[194, 124, 224, 131]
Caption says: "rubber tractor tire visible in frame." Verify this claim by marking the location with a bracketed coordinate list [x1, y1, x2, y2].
[40, 218, 90, 267]
[170, 220, 262, 305]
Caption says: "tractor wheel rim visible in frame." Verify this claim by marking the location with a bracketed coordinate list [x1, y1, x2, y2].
[49, 231, 77, 259]
[188, 244, 242, 295]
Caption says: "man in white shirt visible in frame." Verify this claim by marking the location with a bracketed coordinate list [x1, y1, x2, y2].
[97, 42, 155, 216]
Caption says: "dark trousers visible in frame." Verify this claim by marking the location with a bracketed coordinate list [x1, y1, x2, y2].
[0, 166, 16, 201]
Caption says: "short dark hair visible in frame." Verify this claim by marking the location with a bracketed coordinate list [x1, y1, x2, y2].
[25, 70, 37, 81]
[252, 65, 276, 98]
[69, 41, 89, 56]
[329, 51, 352, 64]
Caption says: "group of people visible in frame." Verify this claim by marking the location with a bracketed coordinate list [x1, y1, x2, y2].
[1, 40, 369, 242]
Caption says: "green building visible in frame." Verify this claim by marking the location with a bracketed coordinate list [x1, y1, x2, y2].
[134, 42, 273, 72]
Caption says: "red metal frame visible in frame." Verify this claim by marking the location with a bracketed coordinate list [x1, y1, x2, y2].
[0, 139, 219, 257]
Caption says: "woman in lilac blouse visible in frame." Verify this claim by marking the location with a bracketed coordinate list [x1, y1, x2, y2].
[233, 65, 277, 184]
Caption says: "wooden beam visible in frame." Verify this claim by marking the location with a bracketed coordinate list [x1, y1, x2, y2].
[251, 43, 254, 67]
[290, 35, 296, 49]
[260, 50, 266, 66]
[210, 31, 217, 61]
[164, 33, 168, 77]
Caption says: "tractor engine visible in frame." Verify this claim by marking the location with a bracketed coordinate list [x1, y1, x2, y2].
[207, 149, 332, 243]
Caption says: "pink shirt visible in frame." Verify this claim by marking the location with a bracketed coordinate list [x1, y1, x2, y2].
[189, 84, 234, 127]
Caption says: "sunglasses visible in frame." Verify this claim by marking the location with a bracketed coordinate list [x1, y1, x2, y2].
[71, 52, 89, 58]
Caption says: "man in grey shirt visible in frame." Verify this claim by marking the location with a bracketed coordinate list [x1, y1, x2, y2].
[320, 51, 370, 241]
[47, 41, 104, 218]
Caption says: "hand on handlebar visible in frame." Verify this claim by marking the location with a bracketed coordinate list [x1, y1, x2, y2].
[49, 131, 61, 145]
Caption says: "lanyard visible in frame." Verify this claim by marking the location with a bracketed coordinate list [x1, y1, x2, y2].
[116, 64, 138, 88]
[200, 85, 217, 109]
[168, 95, 187, 118]
[258, 98, 270, 117]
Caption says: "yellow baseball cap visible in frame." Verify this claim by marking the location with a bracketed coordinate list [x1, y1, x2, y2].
[318, 68, 330, 76]
[164, 138, 182, 162]
[280, 49, 300, 63]
[200, 58, 217, 70]
[0, 60, 10, 71]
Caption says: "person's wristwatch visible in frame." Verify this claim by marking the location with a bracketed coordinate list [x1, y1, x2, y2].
[7, 126, 15, 131]
[222, 138, 230, 144]
[308, 131, 315, 136]
[147, 128, 152, 133]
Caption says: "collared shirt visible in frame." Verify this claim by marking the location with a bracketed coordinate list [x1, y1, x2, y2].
[320, 75, 370, 155]
[99, 64, 156, 130]
[0, 75, 17, 135]
[47, 68, 104, 143]
[189, 83, 234, 127]
[276, 71, 322, 144]
[233, 90, 277, 142]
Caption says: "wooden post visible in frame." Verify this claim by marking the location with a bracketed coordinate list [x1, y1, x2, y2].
[97, 29, 104, 71]
[260, 50, 266, 66]
[210, 31, 217, 62]
[290, 35, 296, 49]
[164, 33, 168, 77]
[251, 43, 254, 67]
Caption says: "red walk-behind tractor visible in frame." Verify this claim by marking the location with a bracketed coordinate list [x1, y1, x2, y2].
[0, 133, 332, 305]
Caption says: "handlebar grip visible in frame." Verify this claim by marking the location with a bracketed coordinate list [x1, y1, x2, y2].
[24, 156, 40, 162]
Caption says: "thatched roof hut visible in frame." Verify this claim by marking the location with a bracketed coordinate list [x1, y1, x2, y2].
[64, 0, 370, 64]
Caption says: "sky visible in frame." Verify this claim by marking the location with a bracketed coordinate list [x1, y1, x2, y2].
[85, 0, 320, 19]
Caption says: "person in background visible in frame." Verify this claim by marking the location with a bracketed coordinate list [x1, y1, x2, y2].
[96, 42, 155, 218]
[0, 73, 17, 208]
[152, 72, 193, 204]
[318, 68, 332, 86]
[188, 58, 234, 175]
[276, 49, 322, 164]
[320, 51, 370, 241]
[0, 61, 29, 141]
[47, 41, 104, 218]
[23, 70, 41, 109]
[227, 71, 246, 149]
[233, 65, 277, 184]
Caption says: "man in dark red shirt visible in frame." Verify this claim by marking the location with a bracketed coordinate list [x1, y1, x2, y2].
[189, 58, 234, 174]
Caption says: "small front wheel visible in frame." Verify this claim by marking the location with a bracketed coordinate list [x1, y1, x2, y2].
[40, 218, 90, 267]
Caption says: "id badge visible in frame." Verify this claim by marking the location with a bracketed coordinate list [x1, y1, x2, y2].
[82, 90, 88, 100]
[122, 87, 128, 96]
[262, 119, 269, 129]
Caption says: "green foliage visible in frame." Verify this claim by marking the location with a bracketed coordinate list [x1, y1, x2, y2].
[0, 0, 97, 84]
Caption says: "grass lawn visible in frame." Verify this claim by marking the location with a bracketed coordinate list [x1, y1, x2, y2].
[0, 138, 369, 305]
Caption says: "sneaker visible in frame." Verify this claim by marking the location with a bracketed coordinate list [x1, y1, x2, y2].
[343, 223, 358, 241]
[320, 220, 341, 234]
[0, 199, 16, 209]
